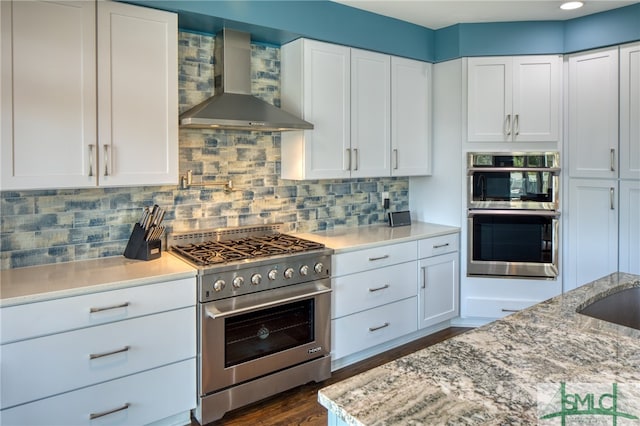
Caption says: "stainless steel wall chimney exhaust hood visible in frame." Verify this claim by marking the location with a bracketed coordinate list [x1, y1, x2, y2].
[179, 29, 313, 132]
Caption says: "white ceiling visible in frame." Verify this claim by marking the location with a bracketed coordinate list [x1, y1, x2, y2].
[331, 0, 638, 30]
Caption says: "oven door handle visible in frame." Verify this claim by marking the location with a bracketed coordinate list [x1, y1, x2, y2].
[204, 282, 331, 320]
[468, 209, 561, 217]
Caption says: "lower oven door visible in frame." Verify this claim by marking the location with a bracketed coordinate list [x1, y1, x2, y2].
[468, 209, 560, 279]
[199, 280, 331, 396]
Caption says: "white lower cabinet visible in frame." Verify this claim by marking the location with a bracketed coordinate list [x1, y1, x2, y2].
[0, 359, 195, 426]
[0, 278, 196, 425]
[332, 297, 417, 360]
[419, 251, 459, 329]
[619, 180, 640, 274]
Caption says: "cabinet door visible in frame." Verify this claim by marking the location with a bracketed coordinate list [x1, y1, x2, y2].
[568, 47, 619, 178]
[391, 56, 432, 176]
[1, 0, 97, 190]
[566, 179, 619, 291]
[512, 56, 561, 142]
[467, 57, 512, 142]
[620, 42, 640, 180]
[619, 181, 640, 275]
[351, 48, 390, 177]
[97, 1, 178, 186]
[418, 252, 459, 329]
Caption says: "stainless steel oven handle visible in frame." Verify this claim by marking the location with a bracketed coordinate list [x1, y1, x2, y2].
[468, 209, 560, 217]
[467, 166, 561, 173]
[204, 283, 331, 320]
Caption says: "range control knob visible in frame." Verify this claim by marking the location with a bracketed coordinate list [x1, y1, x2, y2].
[232, 276, 244, 289]
[251, 273, 262, 286]
[267, 269, 278, 281]
[299, 265, 309, 276]
[213, 279, 226, 292]
[314, 262, 325, 274]
[284, 267, 295, 279]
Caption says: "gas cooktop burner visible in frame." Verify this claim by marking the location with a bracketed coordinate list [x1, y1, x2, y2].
[171, 233, 325, 266]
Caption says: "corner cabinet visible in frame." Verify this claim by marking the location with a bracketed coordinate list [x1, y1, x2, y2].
[0, 0, 178, 190]
[281, 38, 431, 180]
[467, 55, 561, 143]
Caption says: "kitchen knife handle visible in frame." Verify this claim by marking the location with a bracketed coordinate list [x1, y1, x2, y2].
[103, 145, 110, 176]
[88, 144, 95, 177]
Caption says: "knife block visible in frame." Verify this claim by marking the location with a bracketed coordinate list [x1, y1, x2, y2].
[124, 223, 162, 261]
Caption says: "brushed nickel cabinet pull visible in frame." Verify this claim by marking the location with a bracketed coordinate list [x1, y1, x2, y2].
[368, 284, 390, 292]
[90, 302, 129, 313]
[610, 187, 615, 210]
[421, 266, 426, 289]
[353, 148, 359, 171]
[103, 145, 110, 176]
[433, 243, 450, 249]
[89, 345, 130, 360]
[504, 114, 512, 136]
[501, 308, 519, 313]
[346, 149, 351, 171]
[393, 149, 398, 170]
[514, 114, 520, 135]
[610, 148, 615, 172]
[368, 254, 390, 261]
[89, 403, 130, 420]
[369, 322, 390, 332]
[88, 144, 95, 177]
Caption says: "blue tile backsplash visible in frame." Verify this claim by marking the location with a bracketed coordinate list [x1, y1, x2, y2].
[0, 32, 409, 270]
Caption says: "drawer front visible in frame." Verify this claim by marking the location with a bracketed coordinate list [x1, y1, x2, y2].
[333, 241, 417, 276]
[332, 261, 417, 319]
[1, 306, 195, 409]
[418, 233, 459, 259]
[0, 359, 195, 426]
[464, 297, 539, 319]
[332, 297, 417, 360]
[1, 277, 196, 344]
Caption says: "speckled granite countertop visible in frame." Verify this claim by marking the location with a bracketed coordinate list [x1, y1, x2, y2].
[296, 222, 460, 253]
[318, 272, 640, 425]
[0, 254, 196, 307]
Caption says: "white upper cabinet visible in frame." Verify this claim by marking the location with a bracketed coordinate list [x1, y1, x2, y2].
[391, 57, 432, 176]
[568, 47, 619, 179]
[350, 48, 391, 178]
[281, 38, 432, 180]
[0, 0, 178, 190]
[619, 42, 640, 180]
[281, 39, 351, 180]
[467, 56, 561, 143]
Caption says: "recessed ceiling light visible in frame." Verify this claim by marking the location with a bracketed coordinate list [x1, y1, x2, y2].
[561, 1, 584, 10]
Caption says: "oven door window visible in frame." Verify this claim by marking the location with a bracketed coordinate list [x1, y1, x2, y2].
[472, 214, 553, 263]
[224, 299, 314, 368]
[472, 171, 554, 203]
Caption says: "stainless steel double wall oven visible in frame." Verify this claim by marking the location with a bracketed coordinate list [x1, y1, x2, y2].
[169, 225, 332, 424]
[467, 152, 561, 279]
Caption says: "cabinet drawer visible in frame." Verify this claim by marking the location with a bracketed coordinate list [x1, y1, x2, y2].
[332, 261, 417, 319]
[332, 297, 417, 360]
[1, 306, 195, 409]
[333, 241, 417, 276]
[0, 359, 195, 426]
[464, 297, 539, 319]
[1, 277, 196, 344]
[418, 233, 459, 258]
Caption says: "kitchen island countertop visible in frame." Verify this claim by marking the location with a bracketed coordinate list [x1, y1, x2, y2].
[318, 272, 640, 425]
[296, 221, 460, 253]
[0, 254, 196, 307]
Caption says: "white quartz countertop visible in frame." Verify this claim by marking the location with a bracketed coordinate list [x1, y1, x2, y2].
[318, 272, 640, 425]
[295, 222, 460, 253]
[0, 254, 197, 307]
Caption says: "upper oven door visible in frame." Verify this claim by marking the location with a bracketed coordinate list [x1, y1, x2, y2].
[467, 152, 560, 210]
[199, 280, 331, 396]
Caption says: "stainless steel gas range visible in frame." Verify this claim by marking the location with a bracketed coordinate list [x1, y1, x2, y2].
[168, 224, 332, 424]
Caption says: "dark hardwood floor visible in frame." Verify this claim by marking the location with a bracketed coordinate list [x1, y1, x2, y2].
[194, 327, 471, 426]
